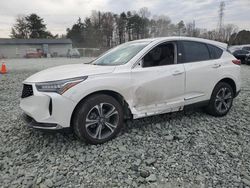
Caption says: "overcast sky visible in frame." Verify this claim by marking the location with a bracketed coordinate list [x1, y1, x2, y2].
[0, 0, 249, 38]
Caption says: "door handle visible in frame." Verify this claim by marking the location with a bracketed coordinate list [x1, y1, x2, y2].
[172, 70, 184, 76]
[212, 64, 221, 68]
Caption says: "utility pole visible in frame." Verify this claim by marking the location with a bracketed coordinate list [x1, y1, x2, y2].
[218, 1, 225, 40]
[192, 20, 195, 37]
[98, 11, 101, 29]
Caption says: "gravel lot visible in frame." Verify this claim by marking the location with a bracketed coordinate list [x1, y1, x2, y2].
[0, 58, 250, 188]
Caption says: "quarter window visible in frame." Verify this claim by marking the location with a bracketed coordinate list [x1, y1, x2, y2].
[207, 44, 223, 59]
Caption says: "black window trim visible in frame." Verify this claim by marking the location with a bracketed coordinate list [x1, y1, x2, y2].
[207, 43, 223, 60]
[139, 41, 178, 68]
[177, 40, 223, 64]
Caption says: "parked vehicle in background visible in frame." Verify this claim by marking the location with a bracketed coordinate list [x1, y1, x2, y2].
[67, 48, 80, 58]
[232, 49, 250, 64]
[245, 55, 250, 65]
[20, 37, 241, 144]
[242, 46, 250, 52]
[25, 48, 43, 58]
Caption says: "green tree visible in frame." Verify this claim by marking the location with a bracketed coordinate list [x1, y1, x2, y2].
[177, 20, 185, 36]
[126, 11, 133, 41]
[66, 18, 85, 47]
[229, 30, 250, 45]
[26, 14, 45, 38]
[84, 18, 97, 47]
[116, 12, 127, 44]
[138, 7, 150, 38]
[130, 13, 142, 40]
[10, 15, 29, 38]
[11, 14, 55, 39]
[90, 11, 103, 47]
[101, 12, 115, 47]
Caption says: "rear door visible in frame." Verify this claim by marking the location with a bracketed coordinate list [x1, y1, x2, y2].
[178, 41, 223, 105]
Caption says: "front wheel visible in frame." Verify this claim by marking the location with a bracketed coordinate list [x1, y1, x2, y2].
[206, 82, 234, 117]
[73, 94, 124, 144]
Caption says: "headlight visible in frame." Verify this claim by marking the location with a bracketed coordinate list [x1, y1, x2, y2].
[35, 76, 88, 94]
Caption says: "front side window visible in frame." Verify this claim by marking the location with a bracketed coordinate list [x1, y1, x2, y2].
[181, 41, 210, 63]
[92, 41, 150, 66]
[142, 43, 175, 68]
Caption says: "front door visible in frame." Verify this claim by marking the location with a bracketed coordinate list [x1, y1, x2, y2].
[131, 42, 185, 118]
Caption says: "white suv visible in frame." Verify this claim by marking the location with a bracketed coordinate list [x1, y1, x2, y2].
[20, 37, 241, 144]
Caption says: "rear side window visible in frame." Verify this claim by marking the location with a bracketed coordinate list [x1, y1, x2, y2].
[207, 44, 223, 59]
[181, 41, 210, 63]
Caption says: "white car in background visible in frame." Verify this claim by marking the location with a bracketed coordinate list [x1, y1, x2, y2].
[20, 37, 241, 144]
[67, 48, 80, 58]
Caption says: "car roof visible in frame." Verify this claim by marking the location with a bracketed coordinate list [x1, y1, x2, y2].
[134, 36, 228, 50]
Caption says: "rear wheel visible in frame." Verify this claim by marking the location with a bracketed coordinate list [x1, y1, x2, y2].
[73, 94, 124, 144]
[206, 82, 234, 117]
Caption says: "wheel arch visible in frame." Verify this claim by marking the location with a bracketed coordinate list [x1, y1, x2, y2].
[216, 77, 237, 97]
[70, 90, 132, 128]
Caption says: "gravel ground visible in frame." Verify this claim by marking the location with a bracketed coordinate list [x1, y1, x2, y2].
[0, 59, 250, 188]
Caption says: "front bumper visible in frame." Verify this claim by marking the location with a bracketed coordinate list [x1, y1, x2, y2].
[22, 113, 63, 130]
[20, 83, 76, 129]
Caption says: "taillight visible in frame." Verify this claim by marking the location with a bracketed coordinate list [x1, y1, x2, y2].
[232, 59, 241, 65]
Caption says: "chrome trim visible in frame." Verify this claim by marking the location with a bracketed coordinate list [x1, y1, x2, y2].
[22, 113, 63, 130]
[185, 94, 205, 100]
[28, 124, 63, 130]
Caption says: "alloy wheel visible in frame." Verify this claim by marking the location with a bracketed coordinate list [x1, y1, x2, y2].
[85, 103, 119, 140]
[215, 87, 233, 114]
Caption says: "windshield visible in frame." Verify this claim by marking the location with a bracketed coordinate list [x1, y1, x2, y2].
[92, 41, 150, 66]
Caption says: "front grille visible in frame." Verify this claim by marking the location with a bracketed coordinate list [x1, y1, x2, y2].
[21, 84, 33, 98]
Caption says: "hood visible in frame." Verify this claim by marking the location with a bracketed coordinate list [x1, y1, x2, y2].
[25, 64, 116, 83]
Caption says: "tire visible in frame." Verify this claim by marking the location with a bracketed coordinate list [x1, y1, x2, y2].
[206, 82, 234, 117]
[73, 94, 124, 144]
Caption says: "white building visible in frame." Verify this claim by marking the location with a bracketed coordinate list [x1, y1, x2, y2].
[0, 38, 72, 58]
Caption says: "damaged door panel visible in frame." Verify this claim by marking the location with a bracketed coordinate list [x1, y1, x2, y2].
[130, 41, 185, 118]
[131, 64, 185, 118]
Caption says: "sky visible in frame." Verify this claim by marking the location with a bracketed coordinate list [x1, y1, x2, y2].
[0, 0, 249, 38]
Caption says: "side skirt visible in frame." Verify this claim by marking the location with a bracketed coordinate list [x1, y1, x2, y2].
[183, 100, 210, 111]
[131, 100, 210, 120]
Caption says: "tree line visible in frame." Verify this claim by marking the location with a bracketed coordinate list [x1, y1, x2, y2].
[10, 8, 250, 47]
